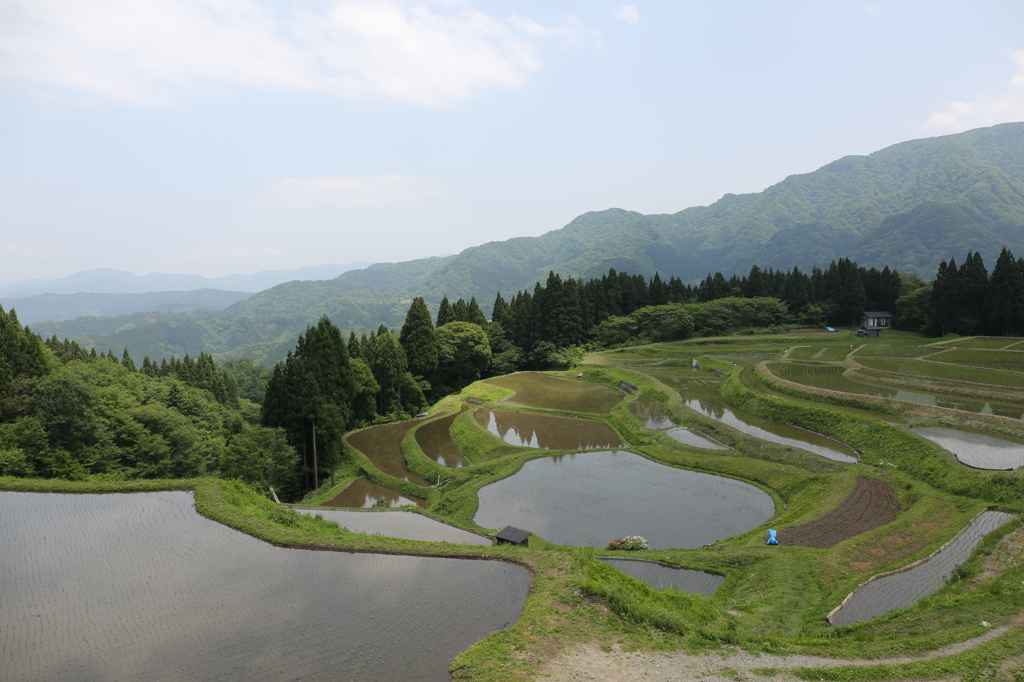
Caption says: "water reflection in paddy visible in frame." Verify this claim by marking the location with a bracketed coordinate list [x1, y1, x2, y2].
[0, 491, 530, 682]
[474, 409, 624, 450]
[667, 427, 730, 450]
[416, 409, 468, 468]
[294, 507, 489, 545]
[647, 368, 858, 463]
[485, 372, 624, 413]
[598, 557, 724, 596]
[324, 477, 426, 508]
[772, 362, 1024, 420]
[913, 427, 1024, 470]
[347, 417, 431, 486]
[474, 450, 774, 548]
[629, 394, 677, 429]
[829, 510, 1015, 626]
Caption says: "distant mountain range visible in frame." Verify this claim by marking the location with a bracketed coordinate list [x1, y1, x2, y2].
[0, 263, 371, 299]
[2, 290, 252, 325]
[28, 123, 1024, 364]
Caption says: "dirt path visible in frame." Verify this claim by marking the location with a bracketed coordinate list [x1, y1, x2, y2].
[540, 614, 1024, 681]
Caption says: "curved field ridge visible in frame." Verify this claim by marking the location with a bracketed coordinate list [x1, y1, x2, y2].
[292, 507, 489, 545]
[347, 417, 432, 485]
[598, 557, 724, 596]
[828, 509, 1015, 626]
[323, 477, 425, 508]
[416, 410, 468, 468]
[0, 491, 530, 682]
[777, 476, 899, 549]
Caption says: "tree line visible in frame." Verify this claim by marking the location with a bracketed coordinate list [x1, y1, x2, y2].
[922, 247, 1024, 337]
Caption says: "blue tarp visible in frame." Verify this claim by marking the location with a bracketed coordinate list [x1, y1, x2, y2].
[766, 529, 778, 545]
[826, 327, 835, 332]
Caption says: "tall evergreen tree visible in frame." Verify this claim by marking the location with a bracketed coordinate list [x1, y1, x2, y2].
[436, 296, 455, 326]
[987, 248, 1024, 336]
[399, 297, 439, 388]
[467, 297, 487, 327]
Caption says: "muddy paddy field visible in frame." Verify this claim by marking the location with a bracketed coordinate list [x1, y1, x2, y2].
[5, 332, 1024, 681]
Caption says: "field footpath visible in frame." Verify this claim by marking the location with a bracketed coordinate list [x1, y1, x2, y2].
[540, 615, 1024, 682]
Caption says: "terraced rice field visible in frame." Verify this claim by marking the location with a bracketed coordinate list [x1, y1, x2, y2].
[828, 510, 1015, 626]
[856, 357, 1024, 388]
[932, 337, 1024, 349]
[597, 557, 724, 596]
[474, 450, 774, 548]
[474, 409, 624, 450]
[853, 345, 943, 359]
[912, 427, 1024, 470]
[647, 368, 858, 462]
[347, 418, 432, 486]
[0, 491, 530, 682]
[484, 372, 624, 413]
[768, 362, 1024, 419]
[777, 476, 899, 549]
[416, 410, 468, 468]
[666, 427, 731, 450]
[787, 346, 853, 361]
[324, 478, 426, 508]
[925, 348, 1024, 373]
[293, 507, 489, 545]
[628, 394, 677, 429]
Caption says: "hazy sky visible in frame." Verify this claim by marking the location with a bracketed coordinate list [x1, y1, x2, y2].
[2, 1, 1023, 282]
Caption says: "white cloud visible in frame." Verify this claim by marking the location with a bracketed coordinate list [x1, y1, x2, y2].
[0, 0, 599, 106]
[260, 175, 441, 208]
[614, 4, 640, 26]
[924, 50, 1024, 131]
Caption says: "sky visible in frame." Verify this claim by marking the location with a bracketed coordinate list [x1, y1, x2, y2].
[1, 0, 1023, 282]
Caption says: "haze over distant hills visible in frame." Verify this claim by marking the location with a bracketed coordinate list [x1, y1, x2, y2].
[0, 263, 371, 299]
[27, 123, 1024, 365]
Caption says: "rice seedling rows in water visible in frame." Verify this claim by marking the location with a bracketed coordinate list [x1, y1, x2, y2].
[925, 348, 1024, 373]
[787, 346, 853, 361]
[853, 345, 942, 359]
[856, 357, 1024, 388]
[0, 491, 529, 682]
[829, 511, 1015, 626]
[931, 337, 1024, 349]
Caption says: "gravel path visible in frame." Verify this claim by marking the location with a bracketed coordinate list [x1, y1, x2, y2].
[540, 614, 1023, 682]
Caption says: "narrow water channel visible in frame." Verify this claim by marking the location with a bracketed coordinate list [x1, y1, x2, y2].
[598, 557, 724, 596]
[645, 367, 858, 463]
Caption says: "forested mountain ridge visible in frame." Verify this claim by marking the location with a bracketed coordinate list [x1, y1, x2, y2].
[26, 123, 1024, 364]
[1, 289, 251, 325]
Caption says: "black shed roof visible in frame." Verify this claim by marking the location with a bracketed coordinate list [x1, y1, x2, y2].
[863, 311, 892, 317]
[495, 526, 532, 544]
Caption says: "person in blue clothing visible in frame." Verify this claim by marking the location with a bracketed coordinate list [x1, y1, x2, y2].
[766, 529, 778, 545]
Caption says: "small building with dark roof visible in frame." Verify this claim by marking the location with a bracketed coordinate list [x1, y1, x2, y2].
[859, 311, 892, 337]
[495, 526, 532, 546]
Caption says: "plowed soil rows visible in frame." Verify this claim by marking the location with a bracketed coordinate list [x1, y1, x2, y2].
[778, 476, 899, 548]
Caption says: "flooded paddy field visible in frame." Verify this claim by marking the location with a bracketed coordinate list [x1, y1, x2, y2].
[323, 477, 426, 508]
[416, 411, 468, 468]
[485, 372, 624, 413]
[646, 368, 858, 463]
[347, 417, 432, 486]
[474, 450, 774, 548]
[474, 409, 624, 450]
[777, 476, 899, 549]
[769, 362, 1024, 420]
[913, 427, 1024, 470]
[628, 394, 677, 429]
[598, 557, 724, 596]
[828, 510, 1015, 627]
[667, 427, 731, 449]
[0, 491, 530, 682]
[293, 507, 489, 545]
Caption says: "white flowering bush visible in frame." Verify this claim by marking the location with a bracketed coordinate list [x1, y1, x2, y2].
[606, 535, 649, 551]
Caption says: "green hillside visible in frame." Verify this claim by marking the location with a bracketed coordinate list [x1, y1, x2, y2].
[27, 123, 1024, 364]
